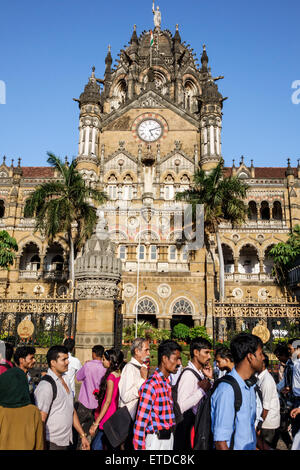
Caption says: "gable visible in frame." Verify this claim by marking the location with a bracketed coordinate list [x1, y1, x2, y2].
[104, 151, 137, 172]
[160, 151, 195, 173]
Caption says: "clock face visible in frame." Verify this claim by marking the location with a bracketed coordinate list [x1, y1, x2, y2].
[137, 119, 163, 142]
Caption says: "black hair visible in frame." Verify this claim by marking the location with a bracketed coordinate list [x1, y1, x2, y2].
[63, 338, 75, 353]
[215, 346, 233, 363]
[230, 333, 263, 365]
[46, 345, 68, 368]
[98, 349, 125, 408]
[14, 346, 36, 366]
[92, 345, 104, 358]
[274, 343, 290, 358]
[287, 337, 300, 346]
[263, 352, 269, 369]
[190, 337, 212, 359]
[158, 340, 182, 365]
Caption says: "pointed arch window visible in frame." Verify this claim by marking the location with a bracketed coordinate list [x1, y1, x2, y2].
[137, 298, 157, 315]
[172, 299, 193, 316]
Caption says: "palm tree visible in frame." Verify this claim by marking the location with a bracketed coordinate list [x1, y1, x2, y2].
[24, 153, 108, 286]
[0, 230, 18, 270]
[176, 160, 249, 300]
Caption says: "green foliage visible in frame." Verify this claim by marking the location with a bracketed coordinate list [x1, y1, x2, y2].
[123, 321, 154, 342]
[172, 323, 190, 341]
[34, 331, 65, 347]
[269, 225, 300, 288]
[189, 325, 212, 342]
[152, 329, 171, 341]
[0, 230, 18, 270]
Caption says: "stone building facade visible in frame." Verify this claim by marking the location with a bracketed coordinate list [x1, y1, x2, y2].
[0, 21, 299, 336]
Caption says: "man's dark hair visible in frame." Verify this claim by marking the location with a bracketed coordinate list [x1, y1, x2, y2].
[158, 340, 182, 365]
[274, 343, 290, 358]
[287, 337, 300, 346]
[230, 333, 263, 365]
[215, 346, 233, 363]
[46, 345, 68, 368]
[92, 345, 104, 358]
[14, 346, 36, 366]
[263, 352, 269, 369]
[63, 337, 75, 353]
[190, 337, 212, 358]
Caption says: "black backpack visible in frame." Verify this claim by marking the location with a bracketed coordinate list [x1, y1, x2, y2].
[172, 367, 202, 425]
[32, 374, 57, 415]
[193, 375, 242, 450]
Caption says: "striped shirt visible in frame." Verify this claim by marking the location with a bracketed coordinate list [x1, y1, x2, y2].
[133, 368, 175, 450]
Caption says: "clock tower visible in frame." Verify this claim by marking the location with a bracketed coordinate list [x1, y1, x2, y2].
[74, 16, 226, 331]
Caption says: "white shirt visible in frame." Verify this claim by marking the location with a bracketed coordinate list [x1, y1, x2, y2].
[118, 357, 146, 420]
[65, 353, 82, 396]
[169, 365, 183, 386]
[34, 369, 74, 446]
[177, 361, 206, 415]
[292, 359, 300, 397]
[257, 368, 280, 430]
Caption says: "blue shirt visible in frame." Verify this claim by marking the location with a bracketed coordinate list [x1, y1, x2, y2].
[292, 359, 300, 397]
[211, 367, 257, 450]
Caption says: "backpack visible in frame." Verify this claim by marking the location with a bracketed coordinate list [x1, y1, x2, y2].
[172, 367, 202, 425]
[193, 375, 242, 450]
[32, 374, 57, 416]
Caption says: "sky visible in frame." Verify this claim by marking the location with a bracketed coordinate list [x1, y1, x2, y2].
[0, 0, 300, 169]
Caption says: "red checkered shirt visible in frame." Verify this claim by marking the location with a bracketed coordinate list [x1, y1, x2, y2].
[133, 368, 175, 450]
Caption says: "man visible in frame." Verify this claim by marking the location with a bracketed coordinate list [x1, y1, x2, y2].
[63, 337, 82, 398]
[34, 345, 89, 450]
[215, 346, 234, 374]
[14, 345, 36, 399]
[174, 337, 213, 451]
[118, 338, 150, 449]
[0, 341, 14, 375]
[75, 345, 106, 438]
[287, 338, 300, 362]
[257, 352, 280, 449]
[133, 339, 182, 450]
[291, 342, 300, 438]
[211, 332, 264, 450]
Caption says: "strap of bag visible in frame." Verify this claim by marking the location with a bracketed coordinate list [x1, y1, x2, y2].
[119, 361, 142, 406]
[40, 375, 58, 420]
[214, 375, 242, 450]
[174, 367, 203, 391]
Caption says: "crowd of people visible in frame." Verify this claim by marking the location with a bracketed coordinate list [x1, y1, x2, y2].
[0, 333, 299, 451]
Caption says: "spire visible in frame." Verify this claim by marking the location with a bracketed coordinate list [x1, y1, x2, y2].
[105, 45, 112, 72]
[201, 44, 209, 71]
[286, 158, 294, 177]
[130, 24, 138, 46]
[174, 24, 181, 43]
[78, 66, 101, 106]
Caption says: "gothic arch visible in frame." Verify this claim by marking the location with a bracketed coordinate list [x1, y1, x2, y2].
[134, 230, 160, 243]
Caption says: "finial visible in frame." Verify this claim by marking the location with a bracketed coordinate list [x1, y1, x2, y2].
[65, 155, 69, 166]
[11, 158, 14, 168]
[240, 155, 244, 165]
[176, 24, 179, 31]
[108, 44, 111, 52]
[134, 24, 136, 31]
[232, 159, 235, 168]
[297, 159, 300, 168]
[250, 159, 253, 167]
[18, 158, 21, 167]
[203, 44, 206, 51]
[3, 155, 6, 164]
[287, 157, 291, 167]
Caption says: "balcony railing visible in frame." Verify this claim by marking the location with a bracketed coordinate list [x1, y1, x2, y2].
[224, 272, 274, 282]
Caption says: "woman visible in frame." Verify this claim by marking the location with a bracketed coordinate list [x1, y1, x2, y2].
[0, 366, 44, 450]
[89, 348, 125, 450]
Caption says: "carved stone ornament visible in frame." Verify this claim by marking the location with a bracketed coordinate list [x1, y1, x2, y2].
[157, 284, 171, 298]
[76, 279, 119, 300]
[252, 322, 270, 344]
[124, 283, 136, 297]
[232, 288, 243, 300]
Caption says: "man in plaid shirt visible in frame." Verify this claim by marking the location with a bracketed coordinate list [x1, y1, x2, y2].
[133, 340, 182, 450]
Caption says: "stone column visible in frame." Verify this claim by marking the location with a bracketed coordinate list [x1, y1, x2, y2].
[164, 318, 171, 330]
[158, 318, 164, 329]
[75, 210, 122, 364]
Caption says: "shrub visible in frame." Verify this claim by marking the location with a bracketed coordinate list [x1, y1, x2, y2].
[172, 323, 190, 341]
[189, 325, 212, 342]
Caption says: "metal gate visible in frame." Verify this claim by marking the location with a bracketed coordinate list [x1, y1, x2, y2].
[0, 295, 78, 348]
[212, 298, 300, 349]
[114, 299, 123, 350]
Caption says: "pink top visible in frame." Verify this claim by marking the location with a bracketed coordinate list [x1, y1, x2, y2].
[94, 373, 120, 430]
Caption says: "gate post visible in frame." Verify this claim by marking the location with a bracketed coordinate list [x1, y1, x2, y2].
[74, 211, 122, 364]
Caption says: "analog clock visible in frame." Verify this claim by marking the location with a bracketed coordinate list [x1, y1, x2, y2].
[137, 119, 163, 142]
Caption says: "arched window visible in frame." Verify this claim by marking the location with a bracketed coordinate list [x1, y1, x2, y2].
[184, 79, 198, 112]
[172, 299, 193, 316]
[260, 201, 270, 220]
[107, 174, 118, 200]
[20, 243, 41, 272]
[164, 174, 174, 200]
[248, 201, 257, 221]
[264, 245, 275, 274]
[238, 244, 259, 274]
[51, 255, 64, 272]
[272, 201, 283, 220]
[222, 244, 234, 273]
[150, 245, 157, 261]
[138, 245, 145, 261]
[123, 174, 133, 200]
[137, 298, 157, 315]
[0, 200, 5, 218]
[181, 245, 188, 261]
[114, 79, 127, 106]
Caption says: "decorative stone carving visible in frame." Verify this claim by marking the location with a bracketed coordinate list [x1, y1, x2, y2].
[75, 208, 122, 299]
[232, 288, 243, 300]
[157, 284, 171, 298]
[258, 288, 268, 300]
[124, 283, 136, 297]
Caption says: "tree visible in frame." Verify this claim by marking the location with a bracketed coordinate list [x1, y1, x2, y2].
[0, 230, 18, 270]
[176, 160, 249, 300]
[269, 225, 300, 290]
[24, 153, 108, 286]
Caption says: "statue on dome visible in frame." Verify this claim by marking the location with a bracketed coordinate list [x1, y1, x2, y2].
[152, 1, 161, 29]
